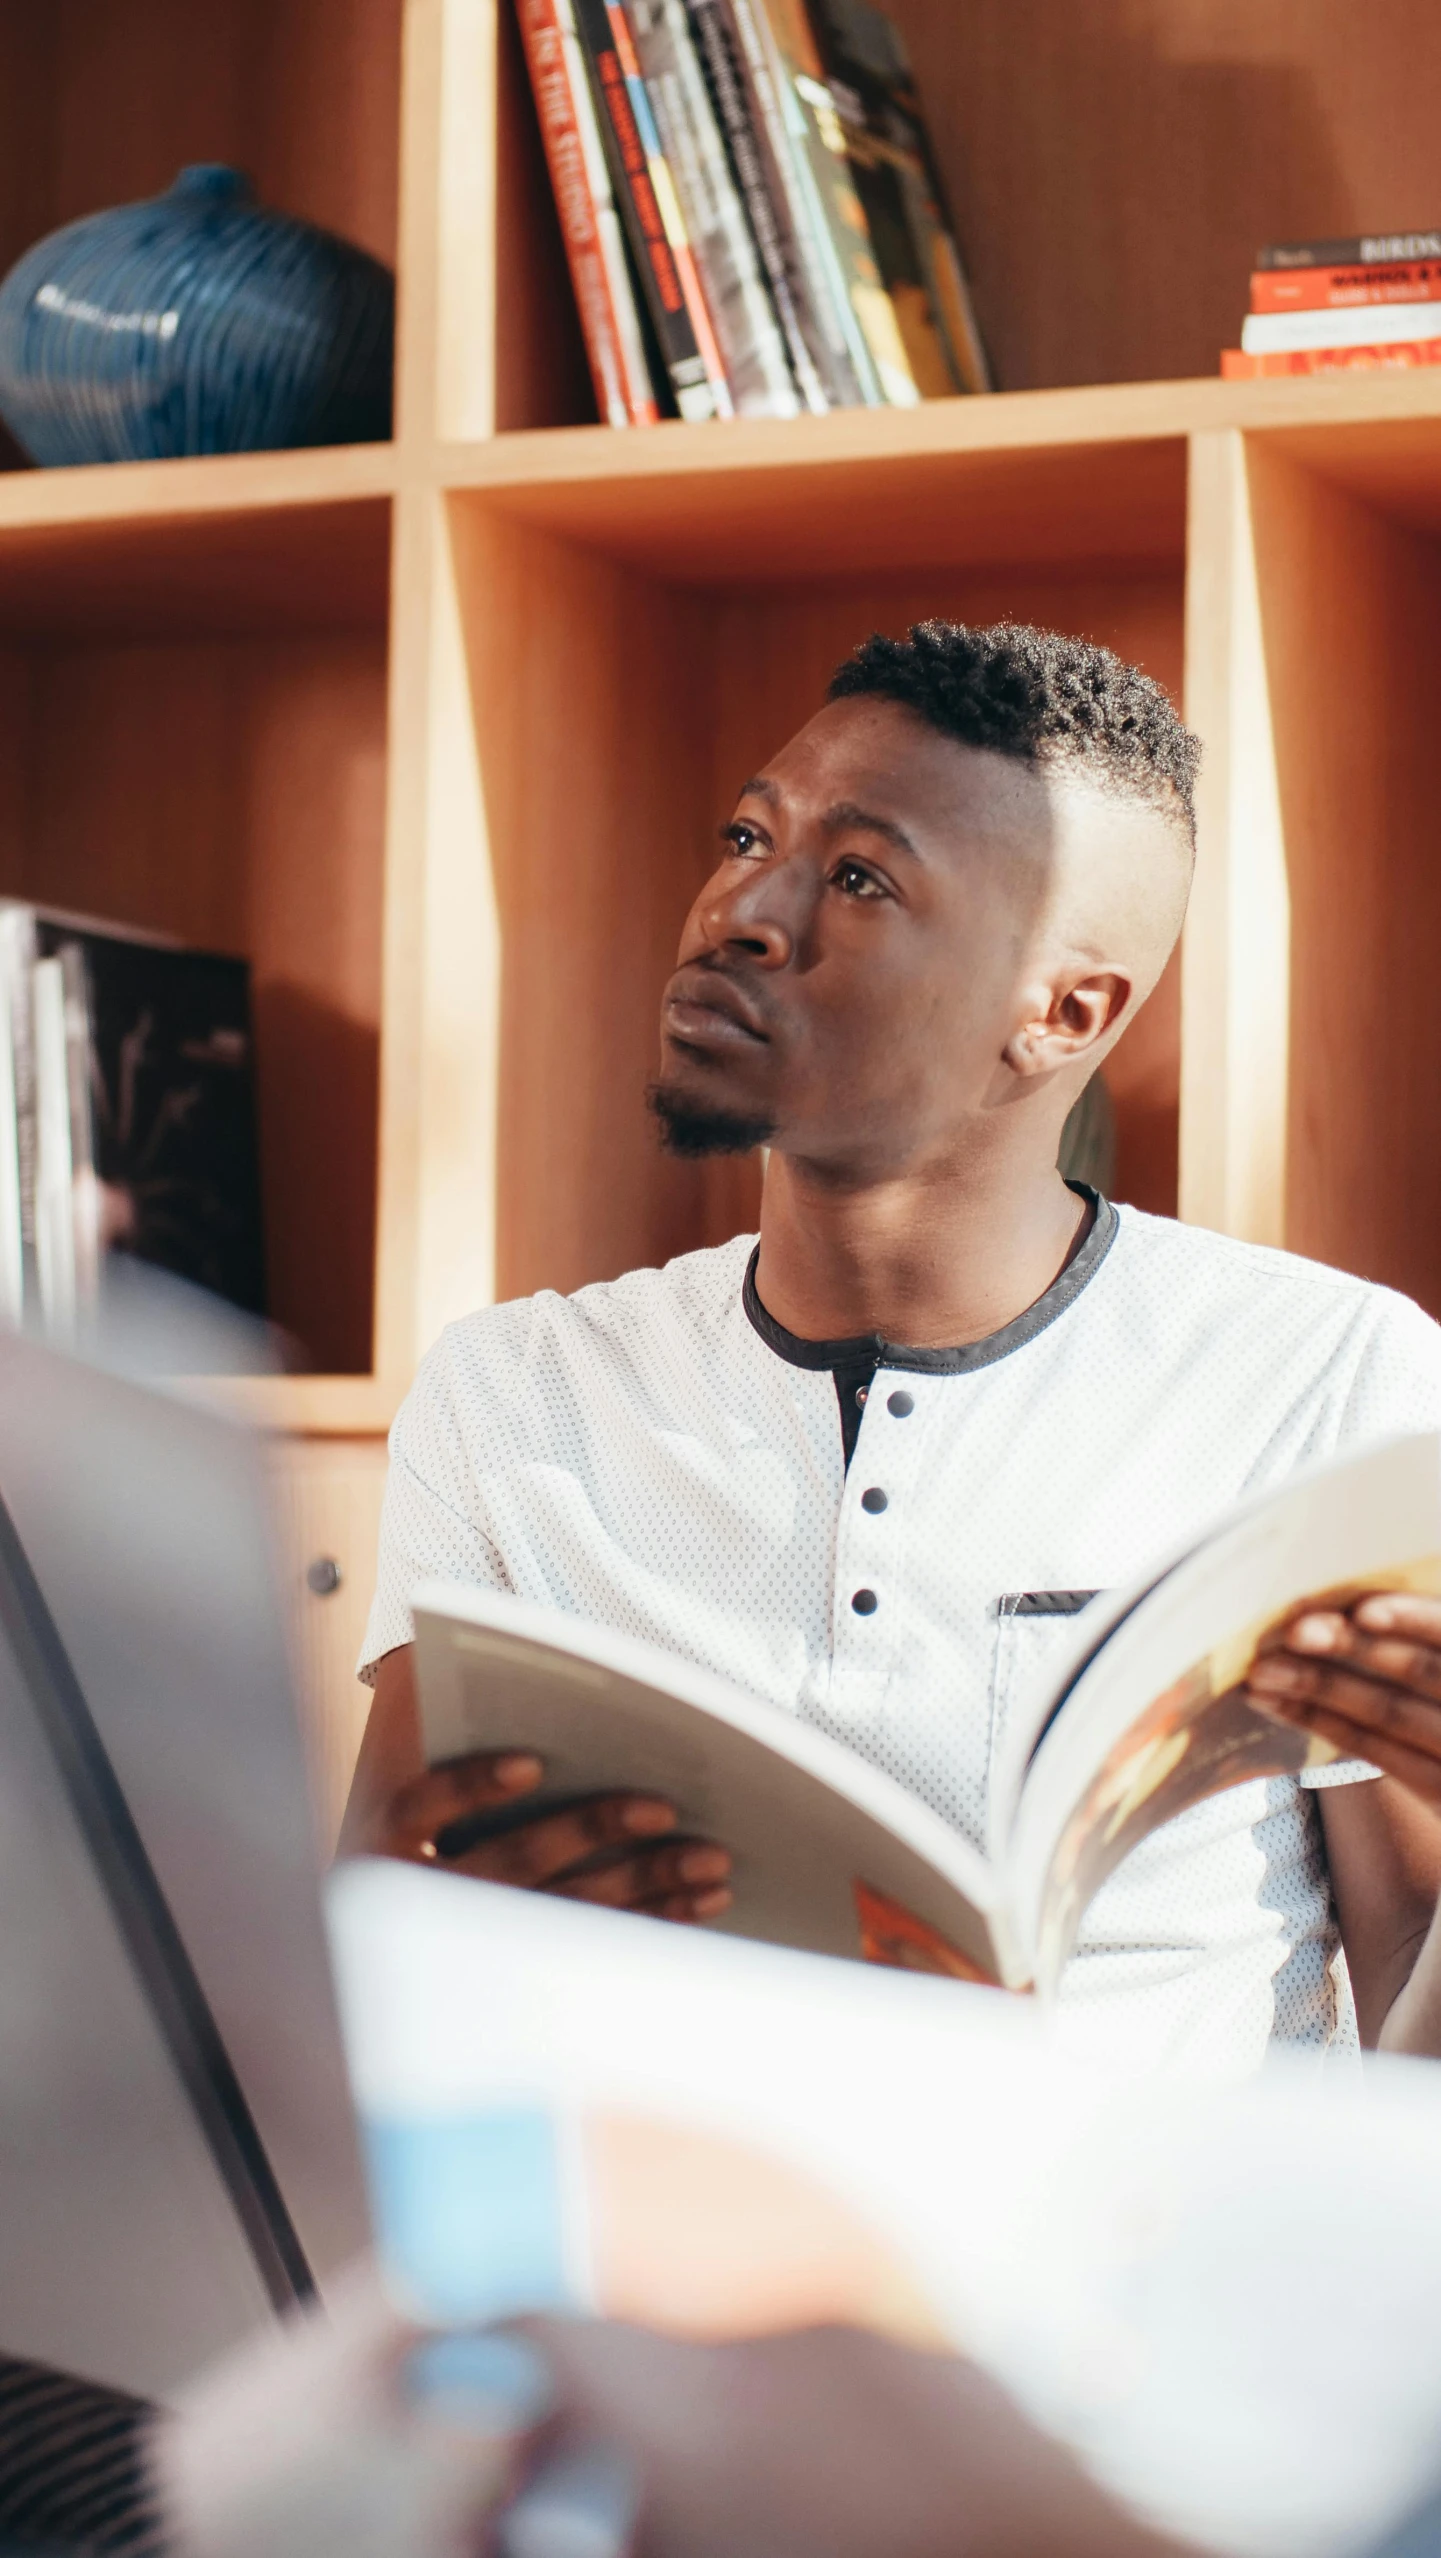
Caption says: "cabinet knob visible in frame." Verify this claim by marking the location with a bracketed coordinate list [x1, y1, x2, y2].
[306, 1555, 343, 1597]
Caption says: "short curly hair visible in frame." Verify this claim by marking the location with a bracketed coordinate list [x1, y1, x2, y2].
[828, 619, 1200, 840]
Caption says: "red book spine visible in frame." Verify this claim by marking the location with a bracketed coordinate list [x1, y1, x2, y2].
[1250, 260, 1441, 315]
[1222, 342, 1441, 378]
[515, 0, 659, 425]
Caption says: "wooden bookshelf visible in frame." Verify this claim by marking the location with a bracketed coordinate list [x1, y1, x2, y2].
[2, 0, 1440, 1773]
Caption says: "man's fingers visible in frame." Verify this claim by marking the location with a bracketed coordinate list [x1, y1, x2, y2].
[451, 1793, 682, 1889]
[1248, 1650, 1441, 1759]
[1267, 1606, 1441, 1706]
[386, 1752, 545, 1857]
[547, 1839, 733, 1915]
[1242, 1686, 1441, 1807]
[1354, 1592, 1441, 1645]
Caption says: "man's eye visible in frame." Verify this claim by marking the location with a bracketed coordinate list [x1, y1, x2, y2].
[832, 860, 884, 899]
[722, 822, 763, 858]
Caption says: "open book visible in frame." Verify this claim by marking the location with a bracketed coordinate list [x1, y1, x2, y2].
[414, 1431, 1441, 1996]
[331, 1856, 1441, 2558]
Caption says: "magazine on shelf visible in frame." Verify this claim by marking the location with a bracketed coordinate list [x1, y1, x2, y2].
[0, 903, 266, 1337]
[625, 0, 801, 415]
[415, 1430, 1440, 1994]
[683, 0, 830, 410]
[573, 0, 732, 417]
[812, 0, 991, 395]
[515, 0, 660, 425]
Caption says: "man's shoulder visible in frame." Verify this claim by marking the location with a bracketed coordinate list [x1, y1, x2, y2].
[1109, 1205, 1441, 1366]
[424, 1232, 759, 1391]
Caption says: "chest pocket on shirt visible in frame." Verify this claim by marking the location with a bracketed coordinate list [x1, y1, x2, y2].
[989, 1591, 1104, 1764]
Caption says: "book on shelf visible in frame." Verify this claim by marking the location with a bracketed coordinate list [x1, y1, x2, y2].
[743, 0, 921, 408]
[1258, 229, 1441, 271]
[812, 0, 991, 397]
[1222, 340, 1441, 379]
[1223, 227, 1441, 377]
[515, 0, 660, 426]
[513, 0, 987, 422]
[0, 904, 266, 1342]
[413, 1431, 1438, 1995]
[625, 0, 801, 414]
[1242, 299, 1441, 355]
[1251, 258, 1441, 315]
[573, 0, 733, 418]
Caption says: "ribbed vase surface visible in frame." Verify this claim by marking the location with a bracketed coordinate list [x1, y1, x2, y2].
[0, 165, 394, 466]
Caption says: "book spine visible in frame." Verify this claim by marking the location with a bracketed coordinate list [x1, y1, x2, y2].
[58, 941, 101, 1315]
[1221, 341, 1441, 378]
[683, 0, 829, 410]
[606, 2, 736, 414]
[623, 0, 800, 416]
[32, 954, 76, 1338]
[719, 0, 868, 407]
[515, 0, 659, 426]
[1250, 260, 1441, 315]
[0, 912, 24, 1326]
[1258, 230, 1441, 271]
[572, 0, 724, 419]
[1240, 300, 1441, 354]
[0, 910, 35, 1330]
[790, 62, 919, 405]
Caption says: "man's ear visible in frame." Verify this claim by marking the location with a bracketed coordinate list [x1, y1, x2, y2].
[1002, 968, 1133, 1080]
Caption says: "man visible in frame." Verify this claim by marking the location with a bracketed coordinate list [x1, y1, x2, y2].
[343, 617, 1441, 2070]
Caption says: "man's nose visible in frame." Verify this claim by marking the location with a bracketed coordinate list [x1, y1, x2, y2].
[689, 857, 812, 968]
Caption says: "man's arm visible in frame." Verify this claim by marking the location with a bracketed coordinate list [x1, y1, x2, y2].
[1246, 1596, 1441, 2053]
[338, 1646, 733, 1922]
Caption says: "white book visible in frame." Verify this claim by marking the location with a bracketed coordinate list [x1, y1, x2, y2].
[32, 954, 76, 1339]
[415, 1429, 1441, 1995]
[1242, 298, 1441, 352]
[331, 1854, 1441, 2558]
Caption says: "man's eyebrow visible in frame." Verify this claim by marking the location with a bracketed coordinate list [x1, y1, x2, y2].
[735, 774, 779, 805]
[821, 800, 921, 860]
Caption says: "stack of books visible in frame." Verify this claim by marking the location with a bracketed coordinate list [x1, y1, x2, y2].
[0, 904, 266, 1341]
[1222, 229, 1441, 379]
[517, 0, 990, 424]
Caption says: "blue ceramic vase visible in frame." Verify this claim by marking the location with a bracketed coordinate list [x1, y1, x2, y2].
[0, 166, 394, 467]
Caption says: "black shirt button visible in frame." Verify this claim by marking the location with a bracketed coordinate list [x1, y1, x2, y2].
[886, 1389, 915, 1418]
[851, 1587, 879, 1615]
[860, 1486, 888, 1514]
[855, 1385, 868, 1407]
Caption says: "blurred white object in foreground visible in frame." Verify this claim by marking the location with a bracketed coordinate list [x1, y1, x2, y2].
[330, 1858, 1441, 2558]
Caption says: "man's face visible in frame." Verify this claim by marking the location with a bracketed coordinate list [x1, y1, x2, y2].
[655, 696, 1060, 1181]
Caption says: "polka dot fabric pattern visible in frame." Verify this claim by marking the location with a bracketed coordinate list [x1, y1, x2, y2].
[362, 1208, 1441, 2077]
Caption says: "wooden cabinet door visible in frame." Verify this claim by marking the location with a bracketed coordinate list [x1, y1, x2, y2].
[268, 1437, 389, 1849]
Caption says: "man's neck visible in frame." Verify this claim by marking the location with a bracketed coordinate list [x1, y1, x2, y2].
[753, 1152, 1092, 1350]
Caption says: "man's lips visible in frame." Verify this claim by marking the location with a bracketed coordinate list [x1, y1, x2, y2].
[662, 973, 769, 1050]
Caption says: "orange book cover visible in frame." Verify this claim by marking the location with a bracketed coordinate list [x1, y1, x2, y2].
[1223, 340, 1441, 378]
[1251, 260, 1441, 315]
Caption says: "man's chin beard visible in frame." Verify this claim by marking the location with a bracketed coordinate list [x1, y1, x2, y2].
[647, 1080, 776, 1160]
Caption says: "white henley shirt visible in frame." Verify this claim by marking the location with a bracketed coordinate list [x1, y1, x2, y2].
[361, 1199, 1441, 2076]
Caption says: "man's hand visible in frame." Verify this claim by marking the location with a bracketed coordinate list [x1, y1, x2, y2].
[1246, 1593, 1441, 1801]
[1243, 1595, 1441, 2056]
[338, 1645, 733, 1925]
[528, 2320, 1196, 2558]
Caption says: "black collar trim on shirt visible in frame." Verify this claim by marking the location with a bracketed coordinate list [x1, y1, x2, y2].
[741, 1185, 1120, 1377]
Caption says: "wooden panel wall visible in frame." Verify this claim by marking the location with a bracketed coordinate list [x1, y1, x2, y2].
[0, 0, 402, 290]
[0, 631, 387, 1368]
[878, 0, 1441, 393]
[1245, 443, 1441, 1314]
[450, 500, 728, 1303]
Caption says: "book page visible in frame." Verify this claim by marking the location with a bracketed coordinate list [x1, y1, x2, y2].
[412, 1582, 1006, 1981]
[1000, 1434, 1441, 1989]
